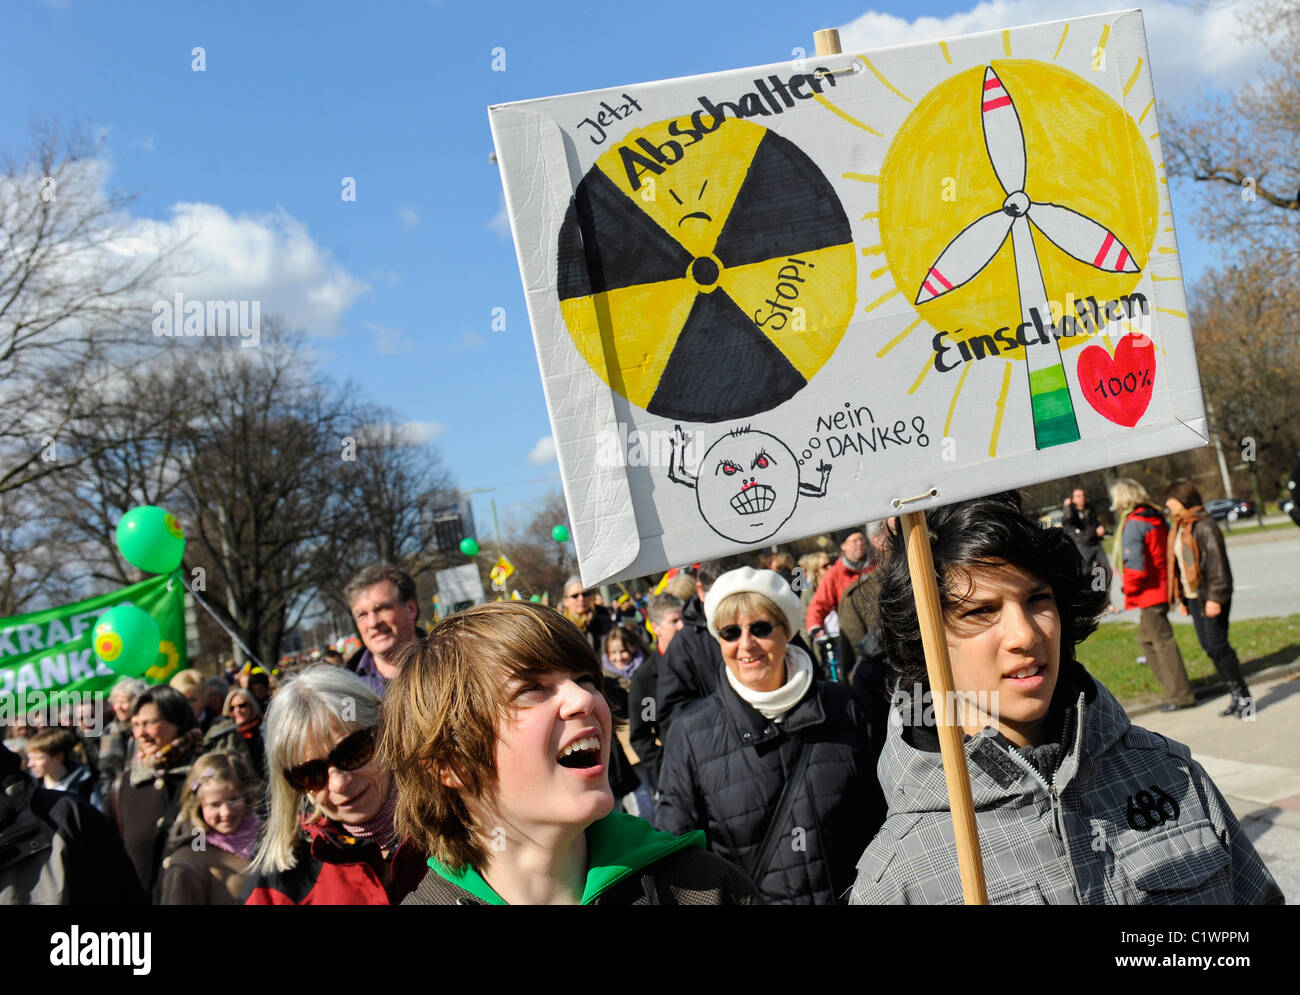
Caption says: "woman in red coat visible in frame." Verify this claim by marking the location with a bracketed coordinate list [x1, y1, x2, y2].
[243, 667, 424, 904]
[1109, 478, 1195, 711]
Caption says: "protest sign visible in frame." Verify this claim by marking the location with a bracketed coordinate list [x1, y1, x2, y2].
[436, 563, 487, 607]
[0, 576, 188, 715]
[489, 9, 1204, 586]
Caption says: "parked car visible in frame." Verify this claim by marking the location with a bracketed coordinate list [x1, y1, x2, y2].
[1206, 497, 1256, 522]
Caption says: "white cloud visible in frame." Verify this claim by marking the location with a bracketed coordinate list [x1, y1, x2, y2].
[397, 204, 420, 230]
[364, 321, 414, 355]
[132, 136, 155, 153]
[528, 436, 557, 465]
[837, 0, 1271, 99]
[451, 330, 484, 351]
[399, 421, 445, 445]
[354, 420, 445, 447]
[132, 201, 370, 335]
[487, 196, 510, 238]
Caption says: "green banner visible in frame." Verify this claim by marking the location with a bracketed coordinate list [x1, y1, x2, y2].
[0, 575, 187, 713]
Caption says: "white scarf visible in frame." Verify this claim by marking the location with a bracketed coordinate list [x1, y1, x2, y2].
[725, 644, 815, 722]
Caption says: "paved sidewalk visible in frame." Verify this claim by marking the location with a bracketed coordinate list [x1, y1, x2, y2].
[1131, 669, 1300, 904]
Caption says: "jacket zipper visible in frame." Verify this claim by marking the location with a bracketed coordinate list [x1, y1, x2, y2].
[1001, 747, 1080, 902]
[1002, 750, 1068, 841]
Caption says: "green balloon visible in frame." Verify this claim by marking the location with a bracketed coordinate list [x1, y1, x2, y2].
[459, 537, 480, 557]
[92, 604, 161, 677]
[116, 505, 186, 574]
[551, 525, 571, 543]
[529, 594, 542, 603]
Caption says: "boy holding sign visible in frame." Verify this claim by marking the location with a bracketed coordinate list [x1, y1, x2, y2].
[850, 493, 1282, 905]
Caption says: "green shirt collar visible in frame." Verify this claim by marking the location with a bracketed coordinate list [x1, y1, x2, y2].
[427, 811, 705, 905]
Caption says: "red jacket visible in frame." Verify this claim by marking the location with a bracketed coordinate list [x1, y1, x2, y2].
[806, 558, 872, 633]
[1120, 505, 1171, 609]
[244, 818, 425, 905]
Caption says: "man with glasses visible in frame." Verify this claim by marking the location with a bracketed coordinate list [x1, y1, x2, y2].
[343, 564, 422, 697]
[559, 578, 613, 656]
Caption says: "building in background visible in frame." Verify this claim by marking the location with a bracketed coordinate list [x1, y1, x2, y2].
[427, 490, 477, 554]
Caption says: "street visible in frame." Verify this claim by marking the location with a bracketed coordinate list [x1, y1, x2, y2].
[1106, 520, 1300, 622]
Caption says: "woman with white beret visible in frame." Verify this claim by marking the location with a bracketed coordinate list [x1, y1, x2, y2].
[654, 567, 885, 904]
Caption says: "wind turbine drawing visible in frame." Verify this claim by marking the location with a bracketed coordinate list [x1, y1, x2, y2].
[915, 67, 1140, 449]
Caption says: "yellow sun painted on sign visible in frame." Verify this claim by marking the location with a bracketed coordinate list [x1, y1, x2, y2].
[875, 58, 1158, 450]
[880, 60, 1157, 356]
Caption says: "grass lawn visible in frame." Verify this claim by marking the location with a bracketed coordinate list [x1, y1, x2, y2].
[1077, 614, 1300, 704]
[1222, 519, 1297, 537]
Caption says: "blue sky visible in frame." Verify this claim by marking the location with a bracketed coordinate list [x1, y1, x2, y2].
[3, 0, 1268, 535]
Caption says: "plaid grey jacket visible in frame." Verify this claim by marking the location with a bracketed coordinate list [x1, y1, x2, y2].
[850, 671, 1284, 905]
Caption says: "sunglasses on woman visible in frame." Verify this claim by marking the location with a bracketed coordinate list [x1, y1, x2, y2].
[716, 620, 777, 642]
[284, 727, 375, 792]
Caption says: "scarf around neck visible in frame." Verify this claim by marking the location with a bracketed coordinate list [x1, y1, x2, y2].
[141, 728, 202, 775]
[563, 607, 593, 631]
[206, 813, 261, 861]
[342, 779, 399, 849]
[1167, 505, 1208, 601]
[602, 649, 644, 680]
[725, 644, 815, 722]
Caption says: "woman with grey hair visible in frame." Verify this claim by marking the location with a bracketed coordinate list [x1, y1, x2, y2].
[97, 676, 148, 796]
[1109, 478, 1195, 711]
[243, 665, 426, 904]
[655, 567, 881, 903]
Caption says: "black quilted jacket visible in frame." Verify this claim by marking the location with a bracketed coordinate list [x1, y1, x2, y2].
[655, 662, 885, 904]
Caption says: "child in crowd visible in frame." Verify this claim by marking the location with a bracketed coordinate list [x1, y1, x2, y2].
[383, 602, 761, 905]
[159, 750, 261, 905]
[25, 727, 102, 811]
[850, 492, 1283, 905]
[602, 625, 654, 819]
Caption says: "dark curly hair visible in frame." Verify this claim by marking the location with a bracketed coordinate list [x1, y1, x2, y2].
[874, 492, 1108, 692]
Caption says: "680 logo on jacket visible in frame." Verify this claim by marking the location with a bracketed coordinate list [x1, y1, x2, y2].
[1125, 785, 1180, 831]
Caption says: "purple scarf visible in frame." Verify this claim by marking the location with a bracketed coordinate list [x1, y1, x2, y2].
[206, 814, 261, 861]
[342, 780, 399, 849]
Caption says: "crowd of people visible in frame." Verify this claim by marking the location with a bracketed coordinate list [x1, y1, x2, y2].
[0, 481, 1285, 905]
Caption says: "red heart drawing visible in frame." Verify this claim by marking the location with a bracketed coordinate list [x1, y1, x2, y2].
[1077, 334, 1156, 427]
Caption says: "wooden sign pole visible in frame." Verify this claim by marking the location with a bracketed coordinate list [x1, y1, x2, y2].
[814, 27, 988, 906]
[900, 511, 988, 905]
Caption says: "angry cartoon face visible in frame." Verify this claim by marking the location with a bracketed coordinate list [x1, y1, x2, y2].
[696, 429, 799, 543]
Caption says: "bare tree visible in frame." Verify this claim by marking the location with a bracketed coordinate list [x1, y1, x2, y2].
[1189, 260, 1300, 506]
[0, 119, 179, 497]
[1164, 0, 1300, 261]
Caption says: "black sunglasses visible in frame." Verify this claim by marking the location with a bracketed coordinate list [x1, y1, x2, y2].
[284, 727, 375, 793]
[716, 620, 777, 642]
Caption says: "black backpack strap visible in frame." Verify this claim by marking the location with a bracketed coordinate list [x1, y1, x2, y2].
[746, 737, 811, 885]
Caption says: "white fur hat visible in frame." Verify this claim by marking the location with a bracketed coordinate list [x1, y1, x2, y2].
[703, 567, 803, 637]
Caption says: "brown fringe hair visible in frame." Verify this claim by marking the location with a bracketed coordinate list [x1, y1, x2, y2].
[379, 601, 605, 872]
[179, 749, 260, 832]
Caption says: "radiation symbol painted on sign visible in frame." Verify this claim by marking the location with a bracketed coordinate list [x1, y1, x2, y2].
[557, 116, 856, 423]
[878, 60, 1158, 450]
